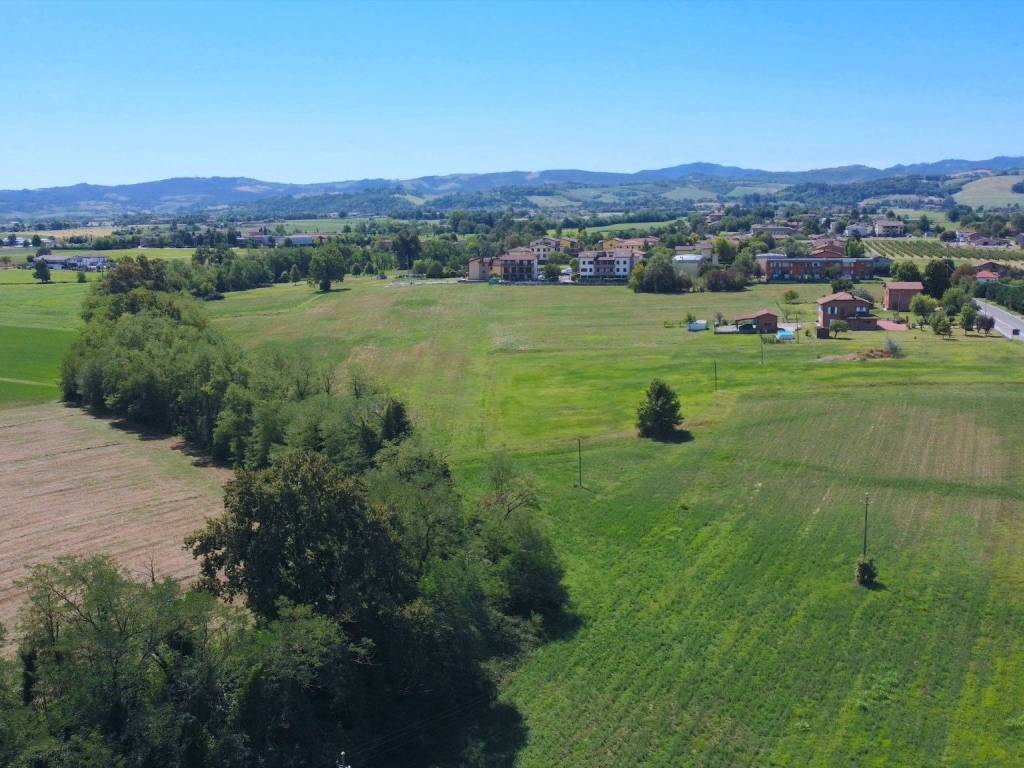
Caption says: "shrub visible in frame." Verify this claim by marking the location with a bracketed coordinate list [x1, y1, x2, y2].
[636, 379, 683, 439]
[883, 337, 902, 357]
[855, 556, 878, 586]
[76, 270, 86, 283]
[783, 289, 799, 304]
[931, 312, 952, 337]
[977, 313, 996, 335]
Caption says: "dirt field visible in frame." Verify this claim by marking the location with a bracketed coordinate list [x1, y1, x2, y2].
[0, 403, 230, 630]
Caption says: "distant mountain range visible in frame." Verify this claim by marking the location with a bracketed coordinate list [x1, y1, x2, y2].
[2, 156, 1022, 218]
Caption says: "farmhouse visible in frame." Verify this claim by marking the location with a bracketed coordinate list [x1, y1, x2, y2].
[558, 236, 580, 254]
[466, 256, 501, 281]
[734, 309, 778, 334]
[873, 219, 906, 237]
[756, 253, 874, 282]
[817, 291, 878, 334]
[498, 248, 538, 281]
[883, 281, 923, 311]
[751, 223, 798, 237]
[577, 249, 643, 281]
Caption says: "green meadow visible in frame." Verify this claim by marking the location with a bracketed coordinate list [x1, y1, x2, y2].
[4, 274, 1024, 764]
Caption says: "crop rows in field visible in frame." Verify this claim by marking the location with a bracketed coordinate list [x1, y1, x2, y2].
[866, 238, 1024, 262]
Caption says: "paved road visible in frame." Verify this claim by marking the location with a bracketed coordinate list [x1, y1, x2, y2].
[974, 299, 1024, 340]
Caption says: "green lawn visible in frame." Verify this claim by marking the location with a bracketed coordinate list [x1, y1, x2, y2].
[6, 273, 1024, 764]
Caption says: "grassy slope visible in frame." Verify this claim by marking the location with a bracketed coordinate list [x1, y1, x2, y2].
[955, 176, 1024, 208]
[206, 279, 1024, 766]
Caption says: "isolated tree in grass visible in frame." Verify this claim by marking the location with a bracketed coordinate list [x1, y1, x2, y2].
[307, 247, 345, 292]
[783, 289, 799, 304]
[32, 259, 50, 283]
[931, 312, 952, 337]
[960, 304, 977, 333]
[636, 379, 683, 439]
[829, 319, 849, 338]
[76, 270, 86, 283]
[855, 555, 878, 586]
[289, 264, 301, 283]
[977, 313, 996, 335]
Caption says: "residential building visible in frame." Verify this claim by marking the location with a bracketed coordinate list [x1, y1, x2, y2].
[817, 291, 878, 334]
[577, 249, 643, 281]
[671, 253, 704, 277]
[284, 234, 327, 246]
[844, 222, 874, 238]
[602, 236, 659, 252]
[529, 237, 560, 263]
[883, 281, 923, 311]
[975, 260, 1008, 276]
[751, 223, 798, 237]
[499, 247, 537, 281]
[757, 253, 874, 282]
[975, 270, 1001, 284]
[811, 240, 846, 259]
[559, 236, 580, 254]
[873, 219, 906, 237]
[734, 309, 778, 334]
[466, 256, 501, 281]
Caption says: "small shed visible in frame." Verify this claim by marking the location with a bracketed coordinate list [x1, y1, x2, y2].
[734, 309, 779, 334]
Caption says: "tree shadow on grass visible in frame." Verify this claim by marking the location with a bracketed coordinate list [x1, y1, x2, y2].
[862, 580, 888, 592]
[646, 428, 694, 444]
[97, 411, 232, 469]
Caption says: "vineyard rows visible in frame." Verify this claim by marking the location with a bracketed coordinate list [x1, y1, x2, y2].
[865, 238, 1024, 261]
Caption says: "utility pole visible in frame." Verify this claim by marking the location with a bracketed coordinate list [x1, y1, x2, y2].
[760, 336, 765, 365]
[862, 493, 869, 558]
[713, 359, 718, 392]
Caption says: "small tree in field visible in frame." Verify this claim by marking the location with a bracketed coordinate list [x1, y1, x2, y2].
[782, 289, 799, 304]
[829, 319, 849, 338]
[636, 379, 683, 439]
[960, 304, 977, 334]
[977, 314, 995, 335]
[76, 270, 86, 283]
[931, 312, 951, 337]
[855, 555, 878, 586]
[33, 259, 51, 283]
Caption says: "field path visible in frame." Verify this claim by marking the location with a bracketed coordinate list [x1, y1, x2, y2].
[0, 403, 230, 630]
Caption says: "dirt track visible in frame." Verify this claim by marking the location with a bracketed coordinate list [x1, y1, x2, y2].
[0, 403, 230, 630]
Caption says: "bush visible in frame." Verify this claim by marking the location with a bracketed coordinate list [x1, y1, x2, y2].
[855, 556, 878, 586]
[883, 337, 902, 357]
[636, 379, 683, 439]
[76, 270, 86, 283]
[831, 277, 854, 293]
[783, 289, 799, 304]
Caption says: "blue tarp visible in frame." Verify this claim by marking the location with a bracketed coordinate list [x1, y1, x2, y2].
[776, 329, 796, 341]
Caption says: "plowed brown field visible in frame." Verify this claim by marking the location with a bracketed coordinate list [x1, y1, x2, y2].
[0, 403, 229, 628]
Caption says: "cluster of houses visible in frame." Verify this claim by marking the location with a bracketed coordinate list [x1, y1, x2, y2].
[239, 231, 330, 247]
[30, 253, 110, 271]
[467, 235, 652, 282]
[953, 228, 1022, 249]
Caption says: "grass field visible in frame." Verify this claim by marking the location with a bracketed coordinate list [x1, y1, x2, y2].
[955, 175, 1024, 208]
[891, 208, 956, 229]
[93, 247, 195, 261]
[4, 275, 1024, 764]
[202, 279, 1024, 766]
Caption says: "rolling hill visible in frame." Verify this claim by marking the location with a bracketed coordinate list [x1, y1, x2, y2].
[2, 156, 1022, 218]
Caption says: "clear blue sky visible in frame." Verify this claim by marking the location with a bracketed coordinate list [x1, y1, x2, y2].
[3, 0, 1023, 188]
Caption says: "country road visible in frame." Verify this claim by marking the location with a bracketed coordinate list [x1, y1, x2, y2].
[975, 299, 1024, 340]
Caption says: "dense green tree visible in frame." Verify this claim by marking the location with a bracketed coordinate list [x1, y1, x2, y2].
[308, 244, 347, 291]
[33, 259, 51, 283]
[909, 293, 939, 327]
[960, 304, 977, 333]
[636, 379, 683, 439]
[393, 228, 422, 270]
[922, 258, 954, 298]
[631, 253, 690, 294]
[890, 261, 922, 283]
[844, 237, 866, 258]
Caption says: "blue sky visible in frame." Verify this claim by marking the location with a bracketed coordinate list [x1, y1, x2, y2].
[3, 0, 1023, 188]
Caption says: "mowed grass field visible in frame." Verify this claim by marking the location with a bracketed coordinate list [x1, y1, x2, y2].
[4, 274, 1024, 764]
[204, 279, 1024, 765]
